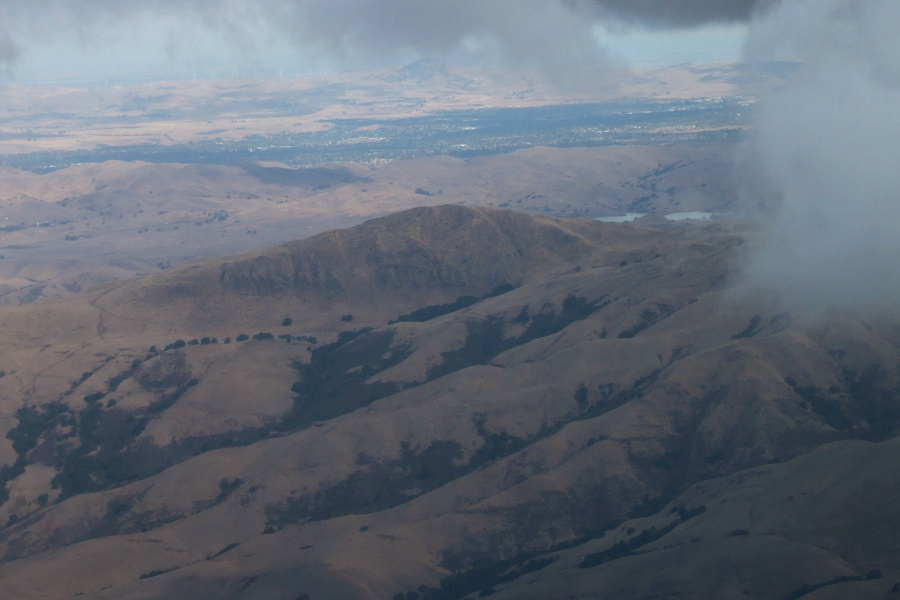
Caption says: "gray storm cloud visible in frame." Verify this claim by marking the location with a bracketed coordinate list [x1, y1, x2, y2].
[588, 0, 763, 27]
[740, 0, 900, 310]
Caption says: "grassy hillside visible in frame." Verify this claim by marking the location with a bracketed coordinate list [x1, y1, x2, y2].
[0, 206, 896, 599]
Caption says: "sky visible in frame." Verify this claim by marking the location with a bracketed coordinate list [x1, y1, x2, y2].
[597, 24, 745, 67]
[10, 25, 748, 85]
[0, 0, 753, 86]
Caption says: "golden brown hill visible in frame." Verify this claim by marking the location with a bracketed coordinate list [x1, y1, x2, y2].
[0, 206, 896, 600]
[0, 143, 735, 306]
[119, 203, 648, 330]
[488, 437, 900, 599]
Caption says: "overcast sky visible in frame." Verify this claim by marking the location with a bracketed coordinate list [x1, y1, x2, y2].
[0, 0, 753, 86]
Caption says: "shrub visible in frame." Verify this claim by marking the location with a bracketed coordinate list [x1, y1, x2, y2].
[83, 391, 107, 404]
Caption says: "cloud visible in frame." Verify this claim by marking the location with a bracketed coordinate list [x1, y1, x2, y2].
[279, 0, 614, 80]
[0, 0, 766, 80]
[739, 0, 900, 310]
[0, 29, 19, 70]
[587, 0, 765, 28]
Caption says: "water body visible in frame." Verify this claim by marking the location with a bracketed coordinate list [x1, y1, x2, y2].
[664, 211, 715, 221]
[595, 212, 716, 223]
[594, 213, 646, 222]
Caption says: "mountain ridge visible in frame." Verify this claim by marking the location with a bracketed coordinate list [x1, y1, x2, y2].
[0, 205, 896, 599]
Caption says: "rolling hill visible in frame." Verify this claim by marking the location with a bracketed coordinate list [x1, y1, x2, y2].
[0, 143, 735, 306]
[0, 205, 896, 599]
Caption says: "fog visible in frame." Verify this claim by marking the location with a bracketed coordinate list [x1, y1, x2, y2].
[740, 0, 900, 310]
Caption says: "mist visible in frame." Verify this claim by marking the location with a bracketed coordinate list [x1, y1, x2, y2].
[3, 0, 890, 308]
[1, 1, 610, 82]
[0, 0, 766, 83]
[740, 0, 900, 310]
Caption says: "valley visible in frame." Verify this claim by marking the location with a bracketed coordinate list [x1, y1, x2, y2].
[0, 143, 737, 305]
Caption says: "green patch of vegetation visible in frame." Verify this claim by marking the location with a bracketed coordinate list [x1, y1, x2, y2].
[0, 402, 73, 505]
[785, 570, 882, 600]
[276, 294, 606, 447]
[137, 352, 192, 390]
[6, 403, 70, 456]
[216, 478, 243, 503]
[139, 566, 180, 579]
[399, 524, 622, 600]
[207, 542, 240, 560]
[391, 284, 516, 324]
[578, 505, 706, 569]
[428, 294, 606, 380]
[264, 440, 464, 531]
[278, 328, 409, 431]
[50, 374, 201, 499]
[787, 379, 852, 431]
[469, 414, 530, 464]
[628, 494, 670, 519]
[83, 391, 107, 404]
[731, 315, 763, 340]
[842, 364, 900, 440]
[394, 295, 479, 324]
[574, 383, 589, 407]
[266, 414, 559, 533]
[618, 305, 674, 339]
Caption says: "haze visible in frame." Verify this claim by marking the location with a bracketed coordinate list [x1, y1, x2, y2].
[741, 0, 900, 310]
[0, 0, 754, 85]
[0, 0, 896, 309]
[0, 2, 899, 597]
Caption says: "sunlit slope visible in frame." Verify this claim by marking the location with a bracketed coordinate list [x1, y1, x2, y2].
[0, 206, 897, 599]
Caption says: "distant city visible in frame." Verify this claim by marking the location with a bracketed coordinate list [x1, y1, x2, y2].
[0, 97, 748, 173]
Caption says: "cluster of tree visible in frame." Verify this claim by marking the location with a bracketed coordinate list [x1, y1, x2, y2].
[427, 294, 604, 381]
[158, 330, 317, 351]
[578, 505, 706, 569]
[390, 284, 516, 324]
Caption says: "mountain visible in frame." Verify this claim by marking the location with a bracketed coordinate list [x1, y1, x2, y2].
[0, 144, 735, 306]
[0, 205, 897, 599]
